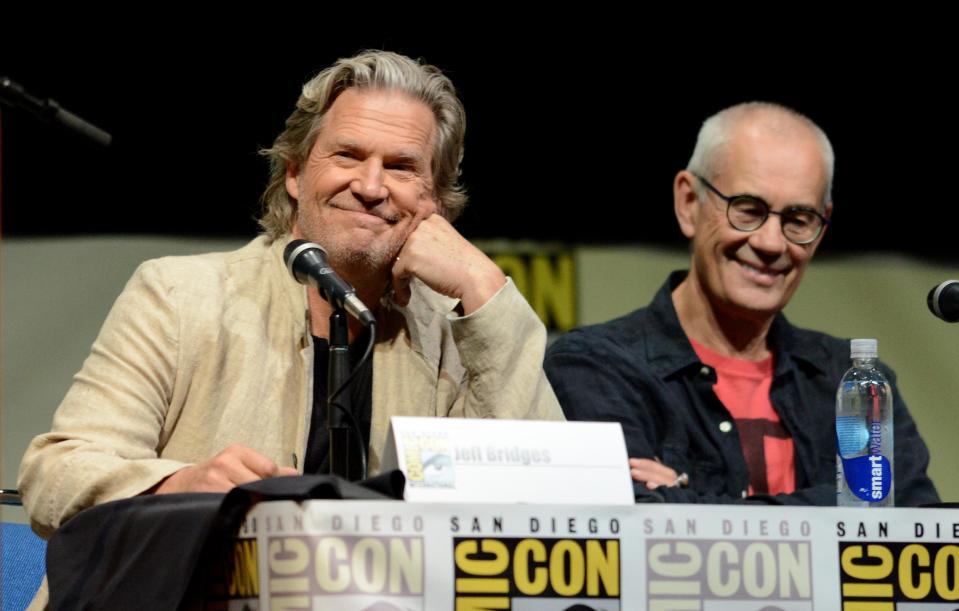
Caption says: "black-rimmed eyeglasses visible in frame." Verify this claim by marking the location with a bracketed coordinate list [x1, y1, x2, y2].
[694, 174, 830, 245]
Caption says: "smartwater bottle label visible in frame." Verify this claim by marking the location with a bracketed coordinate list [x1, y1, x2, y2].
[839, 453, 892, 502]
[836, 416, 869, 456]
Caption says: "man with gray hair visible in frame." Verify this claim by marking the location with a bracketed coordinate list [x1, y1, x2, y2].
[545, 102, 938, 505]
[20, 50, 563, 536]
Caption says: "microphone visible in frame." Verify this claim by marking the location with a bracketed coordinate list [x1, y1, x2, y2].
[928, 280, 959, 322]
[284, 240, 375, 326]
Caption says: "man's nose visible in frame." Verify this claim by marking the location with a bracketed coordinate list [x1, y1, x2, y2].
[350, 159, 388, 202]
[749, 214, 789, 256]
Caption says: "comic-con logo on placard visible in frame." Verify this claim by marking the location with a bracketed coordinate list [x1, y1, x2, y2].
[402, 431, 455, 488]
[453, 537, 620, 610]
[267, 535, 424, 610]
[646, 538, 813, 610]
[839, 541, 959, 608]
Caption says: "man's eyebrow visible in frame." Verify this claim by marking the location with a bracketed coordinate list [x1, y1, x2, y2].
[783, 203, 821, 212]
[330, 139, 361, 153]
[387, 151, 427, 166]
[330, 140, 426, 166]
[733, 190, 819, 211]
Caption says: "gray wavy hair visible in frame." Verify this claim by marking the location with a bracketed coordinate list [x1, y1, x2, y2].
[258, 50, 467, 239]
[687, 101, 834, 209]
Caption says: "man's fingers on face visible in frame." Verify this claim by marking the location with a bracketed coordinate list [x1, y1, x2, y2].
[394, 210, 421, 243]
[399, 213, 437, 253]
[420, 212, 459, 238]
[397, 214, 463, 273]
[396, 208, 435, 251]
[385, 212, 428, 278]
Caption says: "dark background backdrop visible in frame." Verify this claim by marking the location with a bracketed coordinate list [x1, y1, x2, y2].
[2, 28, 954, 261]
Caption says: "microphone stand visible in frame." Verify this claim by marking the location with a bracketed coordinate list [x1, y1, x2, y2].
[327, 307, 352, 479]
[0, 77, 112, 147]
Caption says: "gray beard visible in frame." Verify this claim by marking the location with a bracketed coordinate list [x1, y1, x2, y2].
[317, 233, 399, 299]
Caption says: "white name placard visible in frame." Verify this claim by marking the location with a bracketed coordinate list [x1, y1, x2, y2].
[380, 417, 633, 504]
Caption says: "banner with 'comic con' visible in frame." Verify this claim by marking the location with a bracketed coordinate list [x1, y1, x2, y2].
[211, 501, 959, 610]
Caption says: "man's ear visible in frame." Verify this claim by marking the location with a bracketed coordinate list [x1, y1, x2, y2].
[674, 170, 700, 239]
[285, 162, 299, 201]
[817, 200, 833, 243]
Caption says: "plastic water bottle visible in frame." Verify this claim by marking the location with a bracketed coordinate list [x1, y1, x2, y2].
[836, 339, 894, 507]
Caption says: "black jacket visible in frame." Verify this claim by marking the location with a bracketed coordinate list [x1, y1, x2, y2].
[545, 271, 939, 506]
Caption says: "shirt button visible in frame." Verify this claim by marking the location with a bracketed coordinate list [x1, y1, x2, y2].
[699, 366, 711, 377]
[719, 421, 733, 433]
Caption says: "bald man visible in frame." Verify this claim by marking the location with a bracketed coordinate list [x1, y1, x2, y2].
[545, 102, 938, 506]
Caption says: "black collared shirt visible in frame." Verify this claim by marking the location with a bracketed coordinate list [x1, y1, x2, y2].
[545, 271, 940, 505]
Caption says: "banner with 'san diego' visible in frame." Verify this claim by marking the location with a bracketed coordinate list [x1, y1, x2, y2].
[210, 501, 959, 610]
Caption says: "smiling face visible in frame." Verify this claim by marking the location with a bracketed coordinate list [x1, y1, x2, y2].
[286, 87, 438, 275]
[675, 117, 832, 324]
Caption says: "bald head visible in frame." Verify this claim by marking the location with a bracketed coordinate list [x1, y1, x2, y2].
[687, 102, 834, 209]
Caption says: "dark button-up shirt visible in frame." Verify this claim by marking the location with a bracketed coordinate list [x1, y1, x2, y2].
[545, 271, 939, 505]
